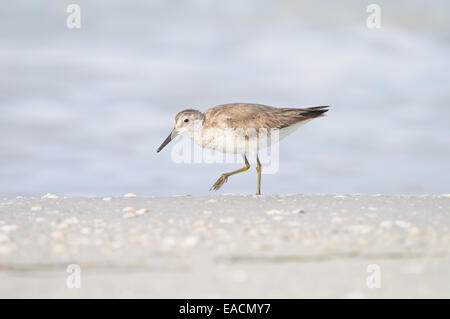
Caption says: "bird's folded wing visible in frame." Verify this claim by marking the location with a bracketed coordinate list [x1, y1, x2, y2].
[204, 103, 328, 130]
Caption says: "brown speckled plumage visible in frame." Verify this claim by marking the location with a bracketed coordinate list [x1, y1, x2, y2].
[202, 103, 328, 130]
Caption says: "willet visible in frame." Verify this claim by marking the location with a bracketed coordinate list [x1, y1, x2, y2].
[157, 103, 329, 194]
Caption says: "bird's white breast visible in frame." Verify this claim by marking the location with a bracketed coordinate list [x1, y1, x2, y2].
[186, 121, 308, 155]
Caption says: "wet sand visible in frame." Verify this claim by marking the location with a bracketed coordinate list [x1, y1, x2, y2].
[1, 194, 449, 298]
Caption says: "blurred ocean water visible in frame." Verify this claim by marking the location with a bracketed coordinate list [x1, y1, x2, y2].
[0, 0, 449, 197]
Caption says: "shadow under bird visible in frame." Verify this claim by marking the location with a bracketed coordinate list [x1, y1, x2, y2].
[157, 103, 329, 195]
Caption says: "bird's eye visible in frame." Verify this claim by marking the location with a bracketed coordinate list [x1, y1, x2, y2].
[184, 118, 189, 123]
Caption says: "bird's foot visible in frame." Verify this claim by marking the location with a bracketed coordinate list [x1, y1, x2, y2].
[210, 174, 228, 191]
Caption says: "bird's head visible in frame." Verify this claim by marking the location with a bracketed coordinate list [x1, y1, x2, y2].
[157, 109, 204, 152]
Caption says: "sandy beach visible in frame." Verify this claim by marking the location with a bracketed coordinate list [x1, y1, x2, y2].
[0, 194, 449, 298]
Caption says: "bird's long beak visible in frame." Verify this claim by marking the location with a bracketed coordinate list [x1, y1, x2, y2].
[157, 129, 178, 153]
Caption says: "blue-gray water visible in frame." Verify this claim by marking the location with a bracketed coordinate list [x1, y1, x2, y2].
[1, 0, 449, 197]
